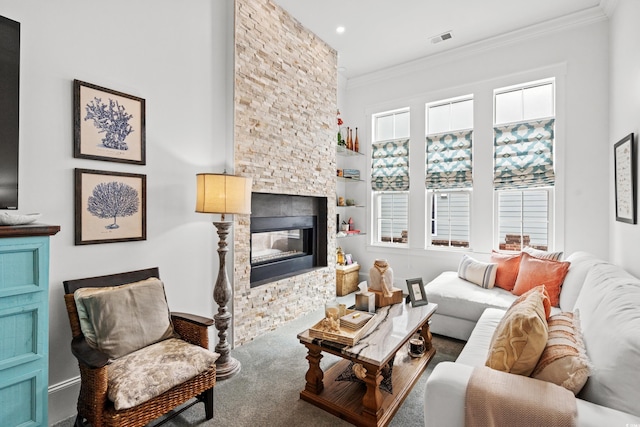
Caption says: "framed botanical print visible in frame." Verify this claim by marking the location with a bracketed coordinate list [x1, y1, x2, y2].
[74, 80, 146, 164]
[75, 168, 146, 245]
[614, 133, 636, 224]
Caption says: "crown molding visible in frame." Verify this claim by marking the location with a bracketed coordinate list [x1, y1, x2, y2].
[599, 0, 619, 17]
[348, 6, 608, 90]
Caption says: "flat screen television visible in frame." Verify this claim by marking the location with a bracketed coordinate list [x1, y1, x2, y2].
[0, 15, 20, 210]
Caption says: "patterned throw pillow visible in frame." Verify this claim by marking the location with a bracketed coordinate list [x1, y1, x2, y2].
[532, 311, 591, 394]
[490, 251, 521, 291]
[523, 246, 563, 261]
[458, 254, 498, 289]
[512, 252, 571, 307]
[486, 289, 549, 376]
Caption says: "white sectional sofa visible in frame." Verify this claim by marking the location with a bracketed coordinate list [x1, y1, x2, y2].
[423, 252, 640, 426]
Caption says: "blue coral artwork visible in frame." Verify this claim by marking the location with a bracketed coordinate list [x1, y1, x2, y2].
[84, 97, 134, 151]
[75, 168, 147, 245]
[74, 80, 146, 165]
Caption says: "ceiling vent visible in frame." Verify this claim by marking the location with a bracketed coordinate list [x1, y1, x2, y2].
[430, 31, 453, 44]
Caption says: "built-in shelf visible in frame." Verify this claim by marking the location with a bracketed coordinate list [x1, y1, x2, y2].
[337, 232, 366, 239]
[336, 146, 364, 157]
[337, 176, 363, 183]
[337, 205, 365, 208]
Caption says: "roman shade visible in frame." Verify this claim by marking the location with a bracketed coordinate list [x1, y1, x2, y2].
[371, 138, 410, 191]
[426, 130, 473, 190]
[493, 118, 555, 189]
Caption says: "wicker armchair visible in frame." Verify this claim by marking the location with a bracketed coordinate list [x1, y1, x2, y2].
[63, 267, 217, 427]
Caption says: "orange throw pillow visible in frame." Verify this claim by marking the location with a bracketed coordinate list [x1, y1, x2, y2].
[512, 252, 570, 307]
[490, 251, 521, 291]
[512, 285, 551, 319]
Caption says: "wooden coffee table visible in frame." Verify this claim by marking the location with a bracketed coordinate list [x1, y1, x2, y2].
[298, 302, 438, 427]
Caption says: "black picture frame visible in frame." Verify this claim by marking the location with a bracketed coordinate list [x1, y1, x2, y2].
[406, 278, 428, 307]
[75, 168, 147, 245]
[74, 80, 146, 165]
[614, 133, 636, 224]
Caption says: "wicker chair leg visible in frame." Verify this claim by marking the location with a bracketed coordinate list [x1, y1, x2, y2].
[202, 388, 214, 420]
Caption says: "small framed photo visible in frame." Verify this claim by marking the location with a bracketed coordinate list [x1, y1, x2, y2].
[345, 253, 353, 265]
[74, 79, 146, 165]
[75, 168, 146, 245]
[406, 278, 428, 307]
[614, 133, 637, 224]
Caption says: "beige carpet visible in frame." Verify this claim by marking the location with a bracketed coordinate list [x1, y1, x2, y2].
[53, 306, 464, 427]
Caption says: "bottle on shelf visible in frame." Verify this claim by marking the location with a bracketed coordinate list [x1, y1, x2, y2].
[337, 247, 345, 265]
[347, 128, 353, 151]
[354, 127, 359, 153]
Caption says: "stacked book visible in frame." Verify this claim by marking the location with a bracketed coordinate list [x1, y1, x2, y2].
[339, 311, 373, 330]
[342, 169, 360, 179]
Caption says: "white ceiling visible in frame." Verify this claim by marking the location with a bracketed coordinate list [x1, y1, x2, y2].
[272, 0, 605, 79]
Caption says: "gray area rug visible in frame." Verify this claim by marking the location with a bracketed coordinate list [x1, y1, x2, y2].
[54, 306, 464, 427]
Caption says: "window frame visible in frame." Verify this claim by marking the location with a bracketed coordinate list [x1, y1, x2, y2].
[425, 95, 474, 250]
[493, 78, 556, 252]
[370, 107, 410, 247]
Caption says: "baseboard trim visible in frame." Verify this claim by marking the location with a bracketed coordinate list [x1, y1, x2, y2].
[48, 376, 81, 426]
[49, 376, 80, 394]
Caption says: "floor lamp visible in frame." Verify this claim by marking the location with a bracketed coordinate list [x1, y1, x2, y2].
[196, 173, 252, 380]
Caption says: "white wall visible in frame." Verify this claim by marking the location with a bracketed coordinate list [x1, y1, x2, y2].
[0, 1, 233, 424]
[609, 0, 640, 278]
[341, 16, 610, 287]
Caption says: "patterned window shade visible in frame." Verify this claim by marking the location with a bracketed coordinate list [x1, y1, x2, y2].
[371, 139, 410, 191]
[493, 118, 555, 189]
[425, 130, 473, 190]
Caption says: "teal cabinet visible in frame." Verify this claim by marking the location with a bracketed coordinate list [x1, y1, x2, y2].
[0, 225, 59, 427]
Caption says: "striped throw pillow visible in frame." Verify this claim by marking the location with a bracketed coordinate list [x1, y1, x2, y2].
[531, 310, 591, 394]
[458, 254, 498, 289]
[523, 246, 563, 261]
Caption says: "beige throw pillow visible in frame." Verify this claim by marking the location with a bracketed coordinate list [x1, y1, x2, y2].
[486, 289, 549, 376]
[74, 278, 176, 359]
[532, 310, 591, 394]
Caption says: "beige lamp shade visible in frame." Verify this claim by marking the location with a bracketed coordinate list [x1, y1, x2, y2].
[195, 173, 252, 214]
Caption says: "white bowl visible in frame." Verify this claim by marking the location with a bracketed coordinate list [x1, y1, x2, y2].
[0, 213, 42, 226]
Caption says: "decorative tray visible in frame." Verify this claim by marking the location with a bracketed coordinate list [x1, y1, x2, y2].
[0, 213, 41, 226]
[309, 309, 377, 346]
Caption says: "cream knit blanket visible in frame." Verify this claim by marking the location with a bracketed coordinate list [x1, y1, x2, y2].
[465, 366, 577, 427]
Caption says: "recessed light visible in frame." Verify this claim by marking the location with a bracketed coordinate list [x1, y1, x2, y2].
[336, 26, 345, 34]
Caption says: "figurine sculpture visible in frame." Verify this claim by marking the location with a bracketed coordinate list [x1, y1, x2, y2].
[369, 259, 394, 297]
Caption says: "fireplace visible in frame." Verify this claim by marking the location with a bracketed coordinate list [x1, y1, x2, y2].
[250, 193, 327, 287]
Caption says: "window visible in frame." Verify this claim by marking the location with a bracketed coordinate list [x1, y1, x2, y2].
[374, 192, 409, 243]
[371, 108, 409, 245]
[494, 79, 555, 251]
[426, 96, 473, 248]
[430, 192, 470, 248]
[498, 190, 549, 250]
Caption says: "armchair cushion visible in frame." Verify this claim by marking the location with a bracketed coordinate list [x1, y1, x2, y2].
[74, 278, 176, 359]
[108, 338, 219, 410]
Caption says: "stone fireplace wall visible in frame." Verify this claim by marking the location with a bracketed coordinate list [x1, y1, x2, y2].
[233, 0, 337, 345]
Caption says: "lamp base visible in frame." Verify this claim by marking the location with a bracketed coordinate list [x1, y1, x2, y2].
[215, 356, 241, 381]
